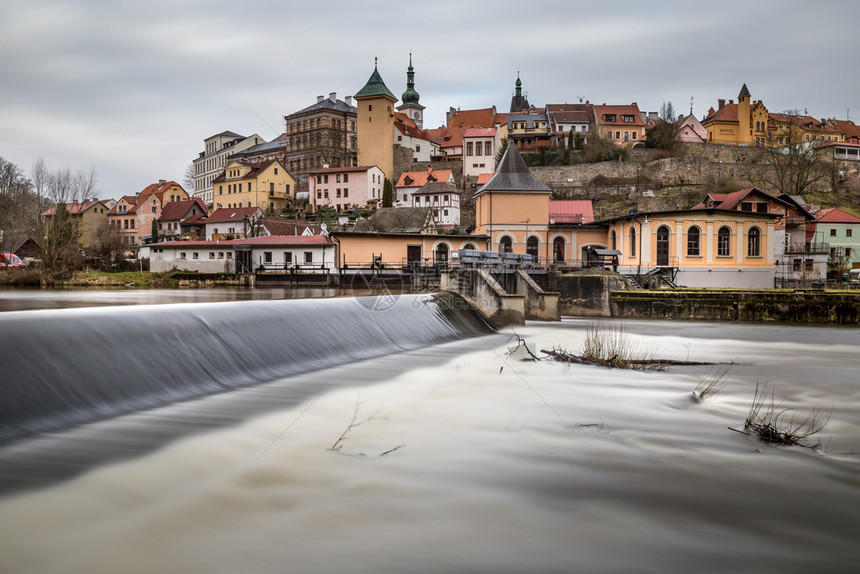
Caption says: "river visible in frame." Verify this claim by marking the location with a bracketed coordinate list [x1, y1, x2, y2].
[0, 290, 858, 573]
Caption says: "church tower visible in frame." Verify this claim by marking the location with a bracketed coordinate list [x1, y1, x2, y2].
[355, 58, 397, 181]
[396, 53, 425, 129]
[509, 72, 530, 113]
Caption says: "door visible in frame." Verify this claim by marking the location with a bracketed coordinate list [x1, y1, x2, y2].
[656, 226, 670, 267]
[236, 248, 253, 274]
[407, 245, 422, 267]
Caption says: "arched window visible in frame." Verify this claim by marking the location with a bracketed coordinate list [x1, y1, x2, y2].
[687, 226, 701, 256]
[463, 243, 476, 251]
[610, 229, 617, 251]
[435, 243, 449, 263]
[748, 227, 761, 257]
[630, 227, 637, 257]
[499, 236, 513, 253]
[553, 237, 565, 263]
[718, 226, 731, 257]
[526, 236, 539, 258]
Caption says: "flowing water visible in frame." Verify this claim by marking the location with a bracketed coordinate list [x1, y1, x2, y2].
[0, 292, 858, 573]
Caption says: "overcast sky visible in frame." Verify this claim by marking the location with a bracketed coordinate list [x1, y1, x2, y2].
[1, 0, 858, 197]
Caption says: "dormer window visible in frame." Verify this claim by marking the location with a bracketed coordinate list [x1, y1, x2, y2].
[604, 114, 616, 122]
[623, 115, 634, 123]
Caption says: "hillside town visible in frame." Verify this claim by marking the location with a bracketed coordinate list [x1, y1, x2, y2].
[3, 57, 860, 292]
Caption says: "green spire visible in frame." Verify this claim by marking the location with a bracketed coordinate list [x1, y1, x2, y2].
[401, 53, 420, 105]
[354, 57, 397, 101]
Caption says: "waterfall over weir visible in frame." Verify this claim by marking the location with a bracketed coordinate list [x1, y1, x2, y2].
[0, 293, 491, 444]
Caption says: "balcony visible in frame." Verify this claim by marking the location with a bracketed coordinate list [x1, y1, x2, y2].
[784, 241, 829, 255]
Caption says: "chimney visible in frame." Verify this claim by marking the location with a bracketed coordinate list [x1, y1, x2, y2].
[329, 92, 337, 103]
[728, 99, 734, 105]
[718, 99, 726, 110]
[345, 96, 353, 107]
[317, 95, 324, 103]
[159, 179, 166, 185]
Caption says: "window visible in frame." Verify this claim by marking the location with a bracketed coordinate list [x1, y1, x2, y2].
[336, 189, 341, 198]
[756, 203, 768, 214]
[304, 251, 313, 263]
[324, 175, 329, 183]
[336, 174, 341, 183]
[343, 188, 348, 197]
[466, 142, 473, 156]
[632, 132, 637, 139]
[274, 168, 278, 175]
[180, 252, 186, 259]
[610, 229, 617, 251]
[218, 252, 224, 259]
[687, 226, 701, 256]
[317, 191, 322, 199]
[831, 228, 837, 237]
[847, 229, 854, 237]
[741, 202, 753, 212]
[748, 227, 761, 257]
[226, 252, 232, 259]
[630, 227, 636, 257]
[270, 182, 275, 193]
[343, 173, 348, 182]
[416, 144, 421, 152]
[193, 252, 199, 259]
[476, 142, 482, 156]
[209, 252, 215, 259]
[615, 131, 621, 139]
[846, 248, 853, 257]
[718, 226, 731, 256]
[526, 236, 539, 258]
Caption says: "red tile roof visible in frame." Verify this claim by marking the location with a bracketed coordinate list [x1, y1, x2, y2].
[395, 167, 453, 188]
[475, 173, 493, 186]
[426, 107, 497, 150]
[814, 207, 860, 223]
[549, 200, 594, 224]
[307, 165, 378, 175]
[702, 103, 739, 124]
[206, 207, 262, 223]
[158, 198, 207, 221]
[463, 127, 496, 138]
[150, 235, 332, 248]
[41, 199, 106, 216]
[593, 104, 646, 127]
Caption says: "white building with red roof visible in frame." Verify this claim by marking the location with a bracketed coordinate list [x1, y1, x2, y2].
[147, 235, 335, 273]
[204, 207, 263, 240]
[394, 167, 455, 207]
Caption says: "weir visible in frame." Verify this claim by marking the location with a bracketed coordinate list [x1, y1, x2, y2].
[441, 268, 560, 327]
[0, 294, 492, 444]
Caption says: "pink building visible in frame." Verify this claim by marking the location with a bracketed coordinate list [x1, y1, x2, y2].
[676, 114, 708, 143]
[309, 165, 385, 212]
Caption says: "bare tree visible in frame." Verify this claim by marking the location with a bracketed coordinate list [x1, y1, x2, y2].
[183, 163, 195, 193]
[0, 156, 39, 239]
[764, 110, 833, 196]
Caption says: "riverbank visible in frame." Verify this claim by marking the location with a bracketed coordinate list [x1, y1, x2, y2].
[611, 288, 860, 324]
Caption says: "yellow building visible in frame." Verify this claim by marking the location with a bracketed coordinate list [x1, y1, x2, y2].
[703, 84, 843, 147]
[212, 159, 294, 214]
[354, 59, 396, 182]
[41, 199, 112, 250]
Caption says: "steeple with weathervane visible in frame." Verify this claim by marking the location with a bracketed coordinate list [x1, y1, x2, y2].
[396, 53, 425, 129]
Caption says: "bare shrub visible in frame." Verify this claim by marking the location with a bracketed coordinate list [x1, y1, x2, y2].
[692, 366, 730, 402]
[742, 382, 830, 446]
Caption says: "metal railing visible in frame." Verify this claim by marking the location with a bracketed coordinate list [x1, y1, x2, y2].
[784, 242, 830, 254]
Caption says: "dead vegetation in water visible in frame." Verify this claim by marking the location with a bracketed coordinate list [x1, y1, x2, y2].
[542, 322, 715, 370]
[730, 382, 831, 447]
[328, 399, 405, 457]
[691, 366, 731, 402]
